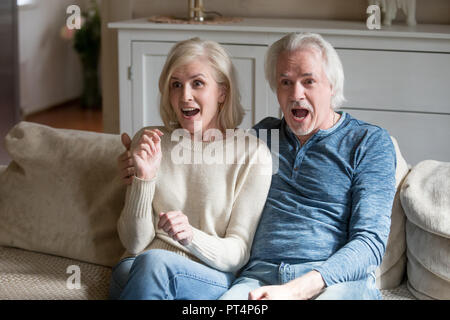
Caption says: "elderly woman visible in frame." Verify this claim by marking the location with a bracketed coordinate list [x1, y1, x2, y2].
[108, 38, 272, 300]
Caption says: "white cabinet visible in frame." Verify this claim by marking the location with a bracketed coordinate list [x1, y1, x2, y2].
[338, 49, 450, 113]
[110, 18, 450, 165]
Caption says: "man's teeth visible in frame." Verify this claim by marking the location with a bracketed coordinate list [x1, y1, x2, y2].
[292, 109, 309, 119]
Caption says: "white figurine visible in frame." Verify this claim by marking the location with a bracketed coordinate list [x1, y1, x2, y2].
[368, 0, 417, 26]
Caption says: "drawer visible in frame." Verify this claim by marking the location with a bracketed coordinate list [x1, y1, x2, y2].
[338, 49, 450, 114]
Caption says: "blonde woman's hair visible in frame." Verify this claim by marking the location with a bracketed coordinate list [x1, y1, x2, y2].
[265, 32, 346, 109]
[159, 38, 244, 131]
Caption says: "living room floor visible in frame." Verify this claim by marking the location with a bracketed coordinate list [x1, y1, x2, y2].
[25, 99, 103, 133]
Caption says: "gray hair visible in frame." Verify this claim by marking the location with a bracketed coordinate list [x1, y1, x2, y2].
[265, 32, 345, 109]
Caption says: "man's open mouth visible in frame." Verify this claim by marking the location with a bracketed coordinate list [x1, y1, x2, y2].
[292, 108, 309, 119]
[181, 107, 200, 117]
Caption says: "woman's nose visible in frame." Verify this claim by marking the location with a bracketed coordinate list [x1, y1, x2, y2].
[181, 85, 193, 101]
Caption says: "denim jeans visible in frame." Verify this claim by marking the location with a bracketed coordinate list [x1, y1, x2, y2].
[108, 249, 235, 300]
[219, 260, 382, 300]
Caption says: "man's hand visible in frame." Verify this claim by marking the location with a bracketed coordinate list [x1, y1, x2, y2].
[118, 133, 134, 185]
[248, 270, 325, 300]
[158, 211, 194, 246]
[130, 129, 164, 180]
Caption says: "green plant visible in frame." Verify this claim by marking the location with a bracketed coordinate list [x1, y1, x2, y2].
[73, 0, 101, 109]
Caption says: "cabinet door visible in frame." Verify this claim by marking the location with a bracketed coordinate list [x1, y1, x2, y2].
[129, 41, 276, 136]
[131, 41, 170, 135]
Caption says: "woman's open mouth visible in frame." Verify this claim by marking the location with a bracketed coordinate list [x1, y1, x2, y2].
[181, 107, 200, 118]
[291, 108, 309, 120]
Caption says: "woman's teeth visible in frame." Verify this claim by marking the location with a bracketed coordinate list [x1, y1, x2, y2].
[182, 108, 200, 117]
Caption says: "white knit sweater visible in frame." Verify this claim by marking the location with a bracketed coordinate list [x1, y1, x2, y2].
[117, 127, 272, 273]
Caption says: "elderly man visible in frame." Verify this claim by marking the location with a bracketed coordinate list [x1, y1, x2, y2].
[219, 32, 396, 300]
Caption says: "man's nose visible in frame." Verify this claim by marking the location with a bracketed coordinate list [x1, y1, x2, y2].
[290, 82, 305, 101]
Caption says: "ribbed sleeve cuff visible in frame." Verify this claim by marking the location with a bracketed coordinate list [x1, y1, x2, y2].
[122, 176, 156, 219]
[185, 228, 217, 262]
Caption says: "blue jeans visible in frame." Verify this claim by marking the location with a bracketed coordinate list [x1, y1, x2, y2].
[219, 260, 381, 300]
[108, 249, 235, 300]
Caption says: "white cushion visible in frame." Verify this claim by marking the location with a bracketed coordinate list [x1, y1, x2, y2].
[400, 160, 450, 238]
[0, 122, 126, 267]
[406, 220, 450, 299]
[407, 247, 450, 300]
[406, 220, 450, 280]
[401, 160, 450, 300]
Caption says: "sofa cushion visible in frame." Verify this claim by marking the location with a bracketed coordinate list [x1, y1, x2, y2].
[406, 219, 450, 300]
[0, 122, 126, 267]
[401, 160, 450, 300]
[377, 254, 407, 290]
[375, 136, 410, 289]
[380, 281, 416, 300]
[400, 160, 450, 238]
[0, 245, 415, 300]
[0, 246, 111, 299]
[407, 248, 450, 300]
[406, 220, 450, 281]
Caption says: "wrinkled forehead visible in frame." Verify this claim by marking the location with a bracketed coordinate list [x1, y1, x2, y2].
[277, 47, 325, 76]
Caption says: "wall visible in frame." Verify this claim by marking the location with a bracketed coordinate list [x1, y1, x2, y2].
[101, 0, 450, 134]
[0, 1, 20, 165]
[100, 0, 132, 135]
[131, 0, 450, 24]
[18, 0, 88, 116]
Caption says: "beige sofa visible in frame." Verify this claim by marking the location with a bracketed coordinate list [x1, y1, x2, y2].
[0, 121, 448, 300]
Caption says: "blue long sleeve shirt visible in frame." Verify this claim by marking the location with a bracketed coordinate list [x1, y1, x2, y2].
[249, 111, 396, 286]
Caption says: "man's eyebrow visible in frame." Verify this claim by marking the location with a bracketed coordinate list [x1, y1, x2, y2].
[279, 72, 314, 77]
[171, 73, 206, 80]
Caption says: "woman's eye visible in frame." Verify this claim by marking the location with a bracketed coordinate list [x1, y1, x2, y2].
[281, 79, 291, 86]
[171, 81, 182, 89]
[304, 79, 315, 85]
